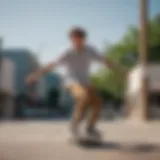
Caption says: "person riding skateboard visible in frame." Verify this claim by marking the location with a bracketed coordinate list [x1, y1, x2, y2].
[26, 27, 125, 137]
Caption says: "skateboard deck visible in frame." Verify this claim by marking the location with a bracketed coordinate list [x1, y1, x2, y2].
[70, 134, 102, 146]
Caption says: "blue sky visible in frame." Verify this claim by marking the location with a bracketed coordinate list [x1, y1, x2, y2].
[0, 0, 160, 64]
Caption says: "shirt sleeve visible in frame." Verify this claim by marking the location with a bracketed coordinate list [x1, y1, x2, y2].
[89, 46, 105, 63]
[55, 49, 71, 66]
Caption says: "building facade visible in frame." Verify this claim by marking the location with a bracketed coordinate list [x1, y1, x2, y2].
[0, 58, 15, 119]
[2, 48, 40, 95]
[0, 58, 15, 95]
[43, 72, 62, 96]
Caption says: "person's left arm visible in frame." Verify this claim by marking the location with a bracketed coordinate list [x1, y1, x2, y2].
[91, 47, 119, 71]
[91, 47, 127, 76]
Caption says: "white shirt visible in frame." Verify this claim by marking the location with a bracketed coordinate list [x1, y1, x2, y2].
[56, 45, 105, 86]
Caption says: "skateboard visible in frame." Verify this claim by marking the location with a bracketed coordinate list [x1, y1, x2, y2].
[70, 134, 102, 146]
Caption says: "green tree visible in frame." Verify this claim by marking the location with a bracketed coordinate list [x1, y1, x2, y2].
[92, 14, 160, 99]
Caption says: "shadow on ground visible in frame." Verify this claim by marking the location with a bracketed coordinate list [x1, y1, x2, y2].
[77, 141, 160, 153]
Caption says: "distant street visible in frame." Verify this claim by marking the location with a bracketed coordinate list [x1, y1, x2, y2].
[0, 120, 160, 160]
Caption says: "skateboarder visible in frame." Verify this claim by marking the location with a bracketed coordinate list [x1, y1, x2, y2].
[26, 27, 124, 138]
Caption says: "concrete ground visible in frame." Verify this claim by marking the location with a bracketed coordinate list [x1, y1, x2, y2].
[0, 120, 160, 160]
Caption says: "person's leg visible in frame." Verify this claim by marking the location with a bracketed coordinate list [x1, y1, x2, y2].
[86, 87, 103, 136]
[66, 82, 89, 135]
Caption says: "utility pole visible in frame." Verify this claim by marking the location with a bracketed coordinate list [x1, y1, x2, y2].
[0, 38, 3, 117]
[0, 38, 3, 92]
[139, 0, 149, 120]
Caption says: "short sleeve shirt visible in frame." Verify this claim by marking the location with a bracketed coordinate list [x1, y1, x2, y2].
[56, 45, 104, 85]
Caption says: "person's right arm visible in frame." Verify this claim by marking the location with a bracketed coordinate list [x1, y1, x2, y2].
[25, 50, 70, 85]
[25, 62, 56, 85]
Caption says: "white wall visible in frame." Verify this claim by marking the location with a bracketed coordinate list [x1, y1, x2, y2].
[127, 65, 144, 95]
[0, 58, 15, 95]
[147, 64, 160, 91]
[127, 64, 160, 94]
[126, 64, 160, 120]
